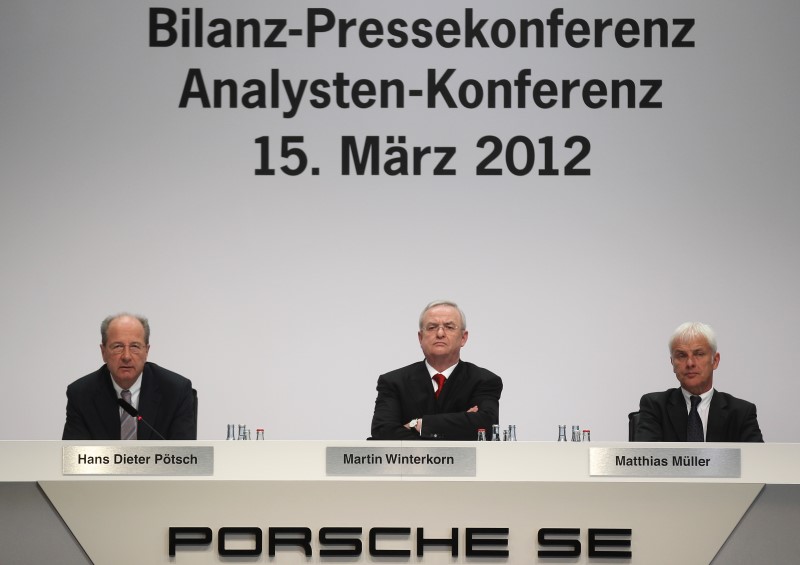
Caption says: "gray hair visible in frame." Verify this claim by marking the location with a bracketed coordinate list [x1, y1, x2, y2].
[418, 300, 467, 331]
[101, 313, 150, 345]
[669, 321, 717, 354]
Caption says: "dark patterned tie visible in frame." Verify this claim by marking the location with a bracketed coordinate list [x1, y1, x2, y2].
[120, 389, 137, 440]
[432, 373, 446, 399]
[687, 395, 704, 442]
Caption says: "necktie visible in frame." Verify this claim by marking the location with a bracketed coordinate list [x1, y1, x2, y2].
[687, 395, 704, 442]
[432, 373, 446, 399]
[120, 389, 137, 440]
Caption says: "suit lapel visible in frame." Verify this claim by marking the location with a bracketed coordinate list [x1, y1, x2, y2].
[138, 363, 162, 440]
[91, 367, 121, 440]
[666, 388, 688, 441]
[412, 361, 437, 414]
[705, 390, 727, 441]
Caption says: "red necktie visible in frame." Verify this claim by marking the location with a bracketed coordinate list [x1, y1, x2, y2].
[432, 373, 446, 399]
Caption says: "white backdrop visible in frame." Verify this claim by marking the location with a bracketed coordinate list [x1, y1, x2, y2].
[1, 0, 798, 441]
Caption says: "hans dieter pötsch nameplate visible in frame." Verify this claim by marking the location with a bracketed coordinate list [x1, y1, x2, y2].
[63, 446, 214, 476]
[326, 446, 476, 477]
[590, 447, 741, 478]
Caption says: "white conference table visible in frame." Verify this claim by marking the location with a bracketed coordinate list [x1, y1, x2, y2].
[1, 440, 798, 564]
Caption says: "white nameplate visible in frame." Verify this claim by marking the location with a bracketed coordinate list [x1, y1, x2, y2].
[590, 447, 741, 477]
[326, 446, 476, 477]
[63, 446, 213, 475]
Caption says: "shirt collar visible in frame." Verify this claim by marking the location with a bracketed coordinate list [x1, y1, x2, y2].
[110, 372, 142, 398]
[425, 360, 459, 378]
[681, 387, 713, 409]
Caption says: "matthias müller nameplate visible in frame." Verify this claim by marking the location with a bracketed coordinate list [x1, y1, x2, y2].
[63, 446, 213, 476]
[590, 447, 740, 478]
[327, 447, 476, 477]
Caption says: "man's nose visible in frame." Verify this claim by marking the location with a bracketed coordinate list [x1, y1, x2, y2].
[436, 326, 446, 336]
[685, 355, 696, 366]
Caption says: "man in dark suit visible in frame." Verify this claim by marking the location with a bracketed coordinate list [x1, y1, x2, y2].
[62, 313, 196, 440]
[371, 300, 502, 440]
[635, 322, 763, 442]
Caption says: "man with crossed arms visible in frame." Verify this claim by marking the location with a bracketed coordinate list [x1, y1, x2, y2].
[371, 300, 503, 440]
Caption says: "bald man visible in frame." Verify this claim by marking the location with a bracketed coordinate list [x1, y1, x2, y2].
[62, 313, 196, 440]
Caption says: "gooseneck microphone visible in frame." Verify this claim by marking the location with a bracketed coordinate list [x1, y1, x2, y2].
[117, 397, 166, 440]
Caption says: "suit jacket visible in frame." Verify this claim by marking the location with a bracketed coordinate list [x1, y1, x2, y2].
[62, 362, 196, 440]
[635, 387, 763, 442]
[370, 360, 502, 440]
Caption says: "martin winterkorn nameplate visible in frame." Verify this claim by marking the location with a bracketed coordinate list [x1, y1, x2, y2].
[327, 446, 475, 477]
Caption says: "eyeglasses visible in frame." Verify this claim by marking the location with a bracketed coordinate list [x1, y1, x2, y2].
[423, 323, 461, 334]
[106, 343, 147, 356]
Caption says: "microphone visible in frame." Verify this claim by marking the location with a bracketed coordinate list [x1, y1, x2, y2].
[117, 398, 166, 440]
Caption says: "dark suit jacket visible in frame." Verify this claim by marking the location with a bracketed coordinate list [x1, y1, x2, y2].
[62, 362, 196, 440]
[371, 360, 502, 440]
[635, 387, 763, 442]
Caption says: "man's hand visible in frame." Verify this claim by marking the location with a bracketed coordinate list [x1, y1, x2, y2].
[405, 418, 422, 433]
[407, 407, 476, 436]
